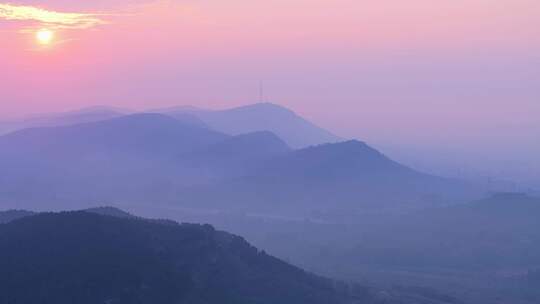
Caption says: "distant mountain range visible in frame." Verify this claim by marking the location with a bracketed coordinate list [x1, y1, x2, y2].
[0, 113, 232, 207]
[152, 103, 342, 148]
[178, 140, 480, 213]
[0, 103, 342, 148]
[0, 108, 481, 212]
[0, 210, 376, 304]
[0, 106, 128, 136]
[182, 131, 292, 180]
[2, 104, 534, 304]
[0, 113, 227, 158]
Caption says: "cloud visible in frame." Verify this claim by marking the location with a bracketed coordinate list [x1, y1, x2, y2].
[0, 3, 105, 29]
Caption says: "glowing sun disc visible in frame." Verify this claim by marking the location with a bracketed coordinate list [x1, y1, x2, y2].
[36, 29, 54, 45]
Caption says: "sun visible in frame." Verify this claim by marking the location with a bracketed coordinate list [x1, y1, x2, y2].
[36, 29, 54, 45]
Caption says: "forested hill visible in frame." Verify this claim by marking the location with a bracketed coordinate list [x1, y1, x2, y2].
[0, 211, 372, 304]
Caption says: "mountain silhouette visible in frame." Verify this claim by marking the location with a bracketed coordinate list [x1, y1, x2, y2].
[0, 114, 230, 208]
[0, 211, 367, 304]
[0, 210, 36, 224]
[84, 206, 136, 218]
[0, 113, 227, 158]
[183, 140, 480, 212]
[181, 131, 291, 180]
[0, 115, 294, 209]
[0, 106, 128, 136]
[158, 103, 342, 148]
[0, 207, 133, 223]
[0, 113, 480, 212]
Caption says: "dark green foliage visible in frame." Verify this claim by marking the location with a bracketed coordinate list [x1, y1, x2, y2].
[0, 210, 36, 224]
[84, 206, 135, 218]
[0, 212, 359, 304]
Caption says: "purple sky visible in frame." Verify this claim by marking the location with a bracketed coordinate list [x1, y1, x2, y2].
[1, 0, 539, 187]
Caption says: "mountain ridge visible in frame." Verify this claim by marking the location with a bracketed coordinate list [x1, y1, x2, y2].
[0, 211, 371, 304]
[178, 140, 481, 213]
[157, 102, 342, 148]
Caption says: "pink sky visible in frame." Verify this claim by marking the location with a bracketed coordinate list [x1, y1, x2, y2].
[1, 0, 539, 185]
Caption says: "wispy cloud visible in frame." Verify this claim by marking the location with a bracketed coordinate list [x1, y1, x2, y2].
[0, 3, 106, 29]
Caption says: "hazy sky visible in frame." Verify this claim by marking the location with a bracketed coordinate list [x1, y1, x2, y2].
[1, 0, 539, 186]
